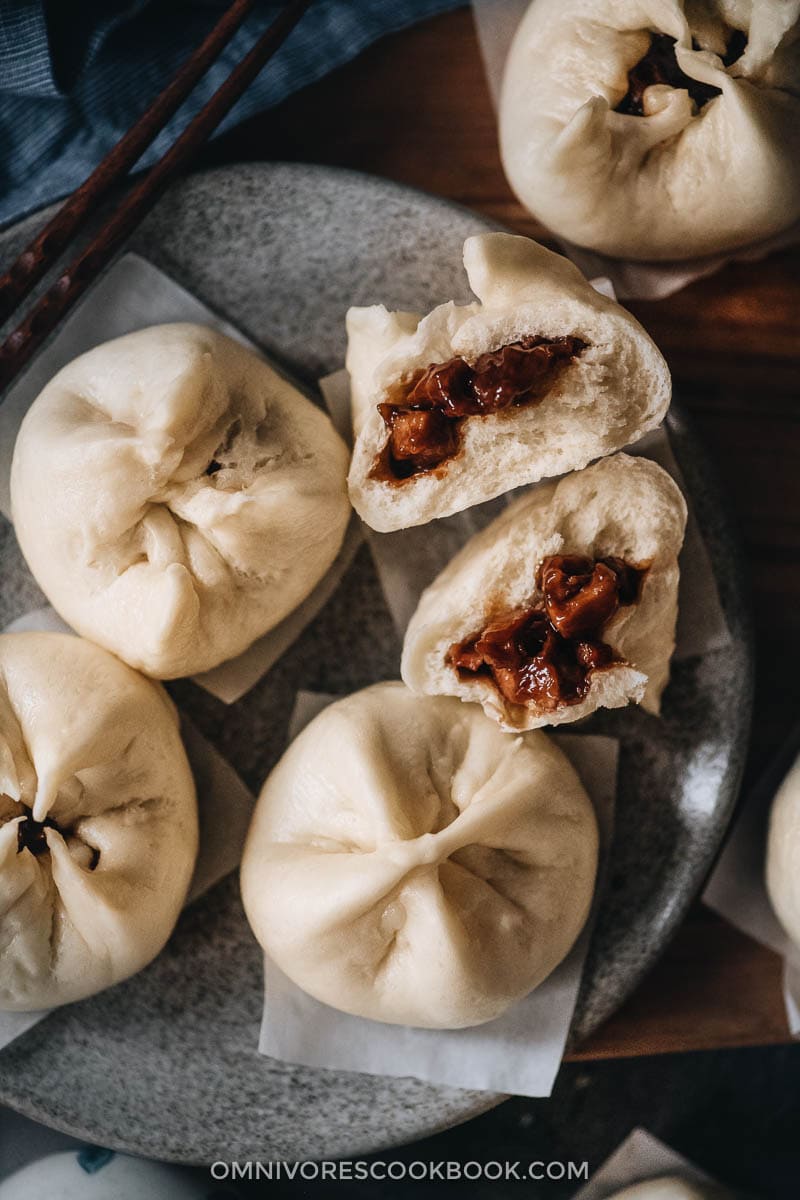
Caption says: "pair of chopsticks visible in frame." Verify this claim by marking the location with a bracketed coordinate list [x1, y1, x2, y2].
[0, 0, 313, 394]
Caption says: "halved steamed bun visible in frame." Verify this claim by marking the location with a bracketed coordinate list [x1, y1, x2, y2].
[500, 0, 800, 260]
[11, 323, 351, 678]
[402, 455, 687, 731]
[241, 682, 598, 1029]
[347, 233, 670, 531]
[0, 633, 198, 1011]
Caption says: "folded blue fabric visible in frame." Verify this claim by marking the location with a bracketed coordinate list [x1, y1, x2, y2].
[0, 0, 464, 228]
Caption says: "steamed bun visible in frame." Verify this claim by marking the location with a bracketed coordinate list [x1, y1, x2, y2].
[0, 633, 198, 1011]
[241, 682, 598, 1029]
[347, 233, 670, 531]
[766, 750, 800, 951]
[605, 1180, 722, 1200]
[402, 455, 687, 730]
[500, 0, 800, 259]
[11, 323, 351, 678]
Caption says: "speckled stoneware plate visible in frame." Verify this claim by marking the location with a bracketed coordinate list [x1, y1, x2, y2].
[0, 163, 752, 1163]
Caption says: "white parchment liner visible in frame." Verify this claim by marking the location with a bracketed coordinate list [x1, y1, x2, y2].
[573, 1127, 728, 1199]
[258, 690, 618, 1098]
[703, 724, 800, 1037]
[471, 0, 800, 301]
[0, 607, 255, 1050]
[0, 251, 361, 705]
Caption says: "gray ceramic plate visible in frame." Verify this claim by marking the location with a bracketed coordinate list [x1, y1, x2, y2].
[0, 164, 752, 1163]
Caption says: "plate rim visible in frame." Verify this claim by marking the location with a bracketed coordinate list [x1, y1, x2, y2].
[0, 159, 754, 1158]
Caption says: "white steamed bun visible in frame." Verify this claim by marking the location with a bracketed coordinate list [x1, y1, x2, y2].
[500, 0, 800, 259]
[241, 682, 598, 1029]
[0, 632, 197, 1010]
[605, 1178, 721, 1200]
[11, 323, 351, 678]
[766, 749, 800, 952]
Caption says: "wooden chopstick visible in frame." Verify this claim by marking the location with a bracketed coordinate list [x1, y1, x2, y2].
[0, 0, 257, 325]
[0, 0, 313, 395]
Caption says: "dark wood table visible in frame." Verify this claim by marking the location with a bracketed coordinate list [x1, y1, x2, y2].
[208, 6, 800, 1060]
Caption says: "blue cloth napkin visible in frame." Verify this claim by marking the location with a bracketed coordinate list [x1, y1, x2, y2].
[0, 0, 464, 228]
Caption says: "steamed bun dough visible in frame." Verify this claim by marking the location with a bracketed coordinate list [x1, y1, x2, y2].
[0, 633, 198, 1011]
[402, 454, 687, 731]
[500, 0, 800, 260]
[241, 682, 598, 1028]
[347, 233, 670, 531]
[766, 750, 800, 951]
[11, 323, 351, 678]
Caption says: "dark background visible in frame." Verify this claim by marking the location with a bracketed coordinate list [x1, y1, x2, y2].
[5, 1044, 796, 1196]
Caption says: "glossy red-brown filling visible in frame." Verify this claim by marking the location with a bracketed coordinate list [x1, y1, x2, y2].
[448, 555, 645, 711]
[16, 814, 58, 857]
[616, 30, 746, 116]
[369, 336, 587, 483]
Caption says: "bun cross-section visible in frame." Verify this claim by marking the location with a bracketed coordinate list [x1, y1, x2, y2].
[346, 233, 670, 531]
[402, 455, 687, 730]
[370, 335, 587, 482]
[448, 554, 647, 712]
